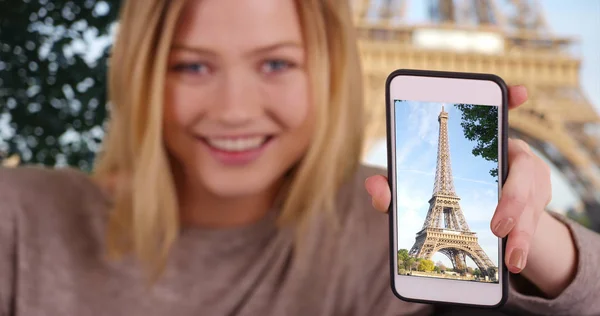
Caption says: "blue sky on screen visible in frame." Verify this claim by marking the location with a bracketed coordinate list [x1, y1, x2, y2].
[393, 100, 499, 268]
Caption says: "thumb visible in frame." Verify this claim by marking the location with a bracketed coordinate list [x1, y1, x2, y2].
[365, 175, 391, 213]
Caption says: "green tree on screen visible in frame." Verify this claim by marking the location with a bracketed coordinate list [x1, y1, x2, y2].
[417, 259, 435, 272]
[454, 104, 499, 178]
[0, 0, 121, 171]
[397, 249, 409, 270]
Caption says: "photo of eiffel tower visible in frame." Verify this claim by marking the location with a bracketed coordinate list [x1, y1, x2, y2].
[406, 105, 498, 281]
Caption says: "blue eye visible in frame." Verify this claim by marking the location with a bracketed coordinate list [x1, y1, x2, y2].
[263, 60, 292, 73]
[172, 63, 208, 74]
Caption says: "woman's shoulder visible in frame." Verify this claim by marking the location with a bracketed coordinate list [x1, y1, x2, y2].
[1, 164, 100, 196]
[0, 165, 109, 221]
[1, 164, 81, 183]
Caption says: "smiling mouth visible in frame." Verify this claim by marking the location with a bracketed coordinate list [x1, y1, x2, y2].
[201, 136, 273, 152]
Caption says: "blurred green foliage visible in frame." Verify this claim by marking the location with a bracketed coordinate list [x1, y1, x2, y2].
[0, 0, 120, 171]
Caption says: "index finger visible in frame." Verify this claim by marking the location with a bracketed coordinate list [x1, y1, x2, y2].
[490, 139, 535, 237]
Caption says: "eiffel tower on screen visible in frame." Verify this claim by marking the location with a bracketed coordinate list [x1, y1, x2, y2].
[408, 105, 498, 279]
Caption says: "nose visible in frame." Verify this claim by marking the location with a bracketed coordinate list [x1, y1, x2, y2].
[209, 70, 264, 126]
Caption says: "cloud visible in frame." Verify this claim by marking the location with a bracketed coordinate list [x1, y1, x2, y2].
[393, 101, 445, 171]
[395, 178, 429, 250]
[484, 188, 496, 197]
[406, 101, 441, 147]
[459, 187, 498, 224]
[394, 138, 420, 167]
[454, 176, 496, 187]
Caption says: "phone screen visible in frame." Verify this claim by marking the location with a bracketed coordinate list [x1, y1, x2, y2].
[393, 99, 500, 284]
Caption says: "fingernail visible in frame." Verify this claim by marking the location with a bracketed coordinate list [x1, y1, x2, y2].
[493, 217, 514, 237]
[365, 178, 375, 195]
[509, 248, 525, 270]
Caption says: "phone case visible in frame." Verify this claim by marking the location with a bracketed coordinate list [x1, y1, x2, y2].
[385, 69, 509, 309]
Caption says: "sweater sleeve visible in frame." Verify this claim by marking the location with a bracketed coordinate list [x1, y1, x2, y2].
[0, 169, 17, 316]
[503, 213, 600, 316]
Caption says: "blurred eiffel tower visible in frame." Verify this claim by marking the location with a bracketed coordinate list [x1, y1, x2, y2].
[354, 0, 600, 230]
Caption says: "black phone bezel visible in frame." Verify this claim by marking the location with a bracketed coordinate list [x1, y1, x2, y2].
[385, 68, 510, 309]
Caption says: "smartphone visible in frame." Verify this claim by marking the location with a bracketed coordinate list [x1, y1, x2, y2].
[386, 69, 508, 308]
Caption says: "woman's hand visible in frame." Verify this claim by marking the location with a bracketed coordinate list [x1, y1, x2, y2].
[365, 85, 577, 297]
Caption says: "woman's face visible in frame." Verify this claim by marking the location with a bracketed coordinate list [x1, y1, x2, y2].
[163, 0, 313, 198]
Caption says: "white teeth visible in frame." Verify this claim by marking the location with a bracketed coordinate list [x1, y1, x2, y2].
[206, 136, 267, 152]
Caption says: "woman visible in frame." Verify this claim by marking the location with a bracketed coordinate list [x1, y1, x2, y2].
[1, 0, 599, 315]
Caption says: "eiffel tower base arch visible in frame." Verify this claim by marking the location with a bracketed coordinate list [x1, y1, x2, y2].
[409, 228, 498, 279]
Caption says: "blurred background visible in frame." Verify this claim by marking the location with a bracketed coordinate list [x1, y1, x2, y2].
[0, 0, 599, 231]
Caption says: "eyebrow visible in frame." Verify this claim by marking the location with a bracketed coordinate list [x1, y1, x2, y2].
[171, 41, 303, 57]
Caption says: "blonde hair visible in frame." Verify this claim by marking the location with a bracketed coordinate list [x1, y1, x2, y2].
[93, 0, 365, 276]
